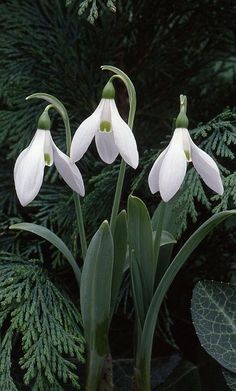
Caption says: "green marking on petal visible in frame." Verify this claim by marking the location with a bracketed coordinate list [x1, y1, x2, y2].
[184, 150, 191, 161]
[100, 121, 112, 132]
[44, 153, 51, 166]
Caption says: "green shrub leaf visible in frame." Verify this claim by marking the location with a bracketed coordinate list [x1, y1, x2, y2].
[192, 280, 236, 373]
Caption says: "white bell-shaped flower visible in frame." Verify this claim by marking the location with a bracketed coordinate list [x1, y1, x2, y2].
[14, 110, 85, 207]
[148, 127, 224, 202]
[70, 81, 139, 168]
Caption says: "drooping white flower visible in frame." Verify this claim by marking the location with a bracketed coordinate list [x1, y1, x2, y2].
[14, 128, 85, 207]
[70, 82, 139, 168]
[148, 128, 224, 202]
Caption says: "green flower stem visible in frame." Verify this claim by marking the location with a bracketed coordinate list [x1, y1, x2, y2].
[63, 109, 87, 261]
[154, 202, 166, 268]
[73, 193, 87, 261]
[110, 159, 126, 234]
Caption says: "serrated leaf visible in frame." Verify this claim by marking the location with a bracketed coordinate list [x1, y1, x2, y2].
[222, 369, 236, 390]
[9, 222, 81, 286]
[192, 280, 236, 373]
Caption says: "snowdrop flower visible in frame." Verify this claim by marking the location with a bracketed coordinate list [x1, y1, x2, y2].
[70, 81, 139, 168]
[14, 108, 85, 206]
[148, 96, 224, 202]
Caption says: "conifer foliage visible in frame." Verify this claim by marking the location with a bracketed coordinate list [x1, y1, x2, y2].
[0, 253, 84, 390]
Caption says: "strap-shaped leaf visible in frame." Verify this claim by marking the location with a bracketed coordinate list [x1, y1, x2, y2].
[111, 210, 127, 316]
[10, 222, 81, 286]
[81, 220, 113, 347]
[80, 220, 113, 390]
[130, 250, 147, 329]
[136, 210, 236, 389]
[128, 195, 154, 301]
[160, 231, 176, 246]
[80, 221, 114, 391]
[192, 280, 236, 373]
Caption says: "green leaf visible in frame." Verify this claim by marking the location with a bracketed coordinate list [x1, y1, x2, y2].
[192, 280, 236, 373]
[136, 210, 236, 390]
[152, 201, 176, 288]
[160, 231, 177, 246]
[222, 369, 236, 390]
[9, 222, 81, 286]
[152, 196, 180, 238]
[158, 360, 201, 391]
[130, 250, 146, 329]
[128, 195, 154, 302]
[80, 220, 113, 391]
[111, 210, 127, 316]
[26, 92, 71, 152]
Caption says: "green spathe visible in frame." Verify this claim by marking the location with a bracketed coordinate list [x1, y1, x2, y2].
[37, 109, 51, 130]
[102, 80, 115, 99]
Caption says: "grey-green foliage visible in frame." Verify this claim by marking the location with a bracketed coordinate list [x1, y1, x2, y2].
[223, 370, 236, 391]
[191, 280, 236, 374]
[0, 253, 84, 390]
[66, 0, 116, 23]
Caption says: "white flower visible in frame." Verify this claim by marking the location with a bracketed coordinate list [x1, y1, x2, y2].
[148, 128, 224, 202]
[14, 129, 85, 206]
[70, 98, 139, 168]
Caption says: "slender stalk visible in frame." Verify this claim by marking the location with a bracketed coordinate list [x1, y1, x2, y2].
[73, 193, 87, 260]
[110, 159, 126, 234]
[153, 202, 166, 269]
[64, 108, 87, 260]
[109, 72, 137, 234]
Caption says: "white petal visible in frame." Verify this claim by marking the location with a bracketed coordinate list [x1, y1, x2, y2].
[14, 129, 45, 206]
[179, 128, 192, 162]
[148, 148, 168, 194]
[190, 139, 224, 195]
[95, 131, 119, 164]
[52, 139, 85, 196]
[43, 130, 54, 166]
[70, 100, 103, 162]
[110, 100, 139, 168]
[159, 135, 187, 202]
[100, 99, 111, 123]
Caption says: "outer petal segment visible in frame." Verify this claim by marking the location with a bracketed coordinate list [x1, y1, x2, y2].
[14, 129, 45, 206]
[159, 131, 187, 202]
[110, 100, 139, 168]
[52, 139, 85, 196]
[70, 101, 103, 162]
[190, 140, 224, 195]
[148, 148, 168, 194]
[95, 131, 119, 164]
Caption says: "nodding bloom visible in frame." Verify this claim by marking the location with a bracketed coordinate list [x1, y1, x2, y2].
[148, 127, 224, 202]
[14, 109, 85, 206]
[70, 81, 139, 168]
